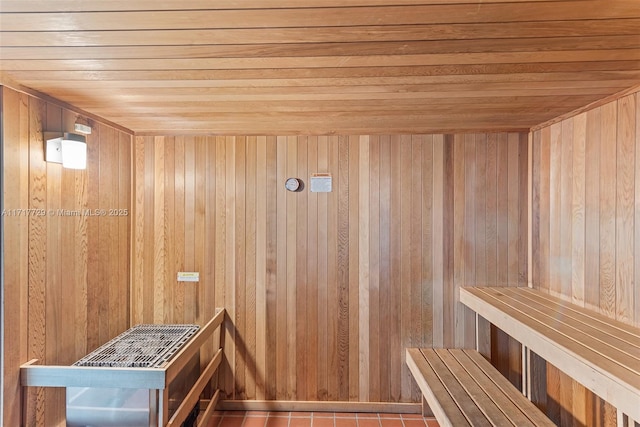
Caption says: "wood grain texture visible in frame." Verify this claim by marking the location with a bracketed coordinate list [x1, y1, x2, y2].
[130, 131, 528, 403]
[1, 1, 639, 135]
[531, 87, 640, 425]
[2, 86, 131, 426]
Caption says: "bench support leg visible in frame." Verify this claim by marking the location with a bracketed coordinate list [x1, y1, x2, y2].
[522, 345, 530, 399]
[421, 396, 434, 418]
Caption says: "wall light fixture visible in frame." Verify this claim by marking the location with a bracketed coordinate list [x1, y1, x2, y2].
[45, 132, 87, 170]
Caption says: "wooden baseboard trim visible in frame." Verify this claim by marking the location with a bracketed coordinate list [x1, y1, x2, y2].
[215, 400, 422, 414]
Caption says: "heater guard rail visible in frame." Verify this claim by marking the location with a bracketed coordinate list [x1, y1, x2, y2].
[20, 307, 226, 427]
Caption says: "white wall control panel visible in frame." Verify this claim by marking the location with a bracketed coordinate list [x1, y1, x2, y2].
[177, 272, 199, 282]
[310, 173, 332, 192]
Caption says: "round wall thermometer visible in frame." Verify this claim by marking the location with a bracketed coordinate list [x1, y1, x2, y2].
[285, 177, 303, 192]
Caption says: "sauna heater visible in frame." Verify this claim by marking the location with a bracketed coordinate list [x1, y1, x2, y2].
[66, 324, 200, 427]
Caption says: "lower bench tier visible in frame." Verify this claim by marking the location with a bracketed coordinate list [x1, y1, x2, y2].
[406, 348, 554, 427]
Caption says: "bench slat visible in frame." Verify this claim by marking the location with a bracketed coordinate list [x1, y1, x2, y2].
[406, 348, 472, 427]
[407, 348, 554, 427]
[458, 350, 555, 427]
[465, 287, 640, 386]
[460, 287, 640, 421]
[421, 350, 493, 427]
[433, 349, 532, 427]
[496, 288, 640, 370]
[515, 288, 640, 344]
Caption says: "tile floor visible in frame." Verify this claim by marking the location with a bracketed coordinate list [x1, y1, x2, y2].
[208, 411, 439, 427]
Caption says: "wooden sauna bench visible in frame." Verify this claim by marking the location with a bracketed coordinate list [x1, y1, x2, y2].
[406, 348, 554, 427]
[460, 286, 640, 423]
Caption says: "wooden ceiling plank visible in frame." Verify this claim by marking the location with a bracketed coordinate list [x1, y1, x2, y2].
[3, 35, 639, 60]
[0, 0, 589, 13]
[34, 80, 634, 95]
[43, 87, 620, 103]
[63, 95, 605, 110]
[2, 2, 639, 32]
[3, 50, 640, 71]
[17, 71, 640, 89]
[6, 62, 639, 80]
[5, 20, 640, 47]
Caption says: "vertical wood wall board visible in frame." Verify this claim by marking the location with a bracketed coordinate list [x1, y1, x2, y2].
[2, 86, 131, 426]
[130, 131, 527, 402]
[531, 87, 640, 425]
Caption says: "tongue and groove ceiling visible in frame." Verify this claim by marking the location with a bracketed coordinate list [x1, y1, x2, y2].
[1, 0, 639, 135]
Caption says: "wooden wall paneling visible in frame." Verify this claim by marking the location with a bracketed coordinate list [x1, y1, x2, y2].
[189, 136, 202, 326]
[74, 129, 88, 353]
[44, 102, 63, 423]
[572, 113, 587, 306]
[306, 136, 319, 401]
[560, 118, 573, 300]
[295, 135, 308, 401]
[616, 94, 636, 324]
[463, 134, 478, 349]
[245, 135, 258, 400]
[27, 95, 47, 426]
[518, 133, 529, 286]
[327, 136, 339, 401]
[497, 134, 509, 286]
[539, 126, 551, 292]
[400, 134, 412, 400]
[585, 107, 601, 310]
[546, 362, 562, 425]
[126, 131, 531, 404]
[60, 109, 77, 366]
[442, 135, 455, 349]
[235, 136, 247, 399]
[132, 136, 145, 325]
[389, 134, 402, 401]
[336, 136, 351, 401]
[142, 136, 155, 324]
[636, 91, 640, 326]
[101, 125, 121, 337]
[368, 135, 380, 402]
[531, 89, 640, 424]
[486, 134, 498, 286]
[512, 134, 526, 285]
[163, 137, 176, 324]
[452, 134, 466, 349]
[173, 136, 186, 324]
[255, 135, 267, 400]
[225, 136, 237, 398]
[281, 136, 293, 399]
[531, 130, 541, 291]
[432, 135, 444, 349]
[600, 101, 618, 317]
[549, 122, 562, 297]
[463, 134, 476, 297]
[347, 135, 360, 401]
[2, 87, 30, 427]
[378, 135, 391, 403]
[194, 136, 208, 371]
[409, 135, 423, 402]
[507, 135, 523, 389]
[475, 134, 488, 288]
[289, 135, 300, 399]
[264, 136, 278, 400]
[357, 135, 370, 401]
[560, 119, 575, 426]
[1, 87, 131, 427]
[118, 132, 131, 336]
[421, 135, 434, 350]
